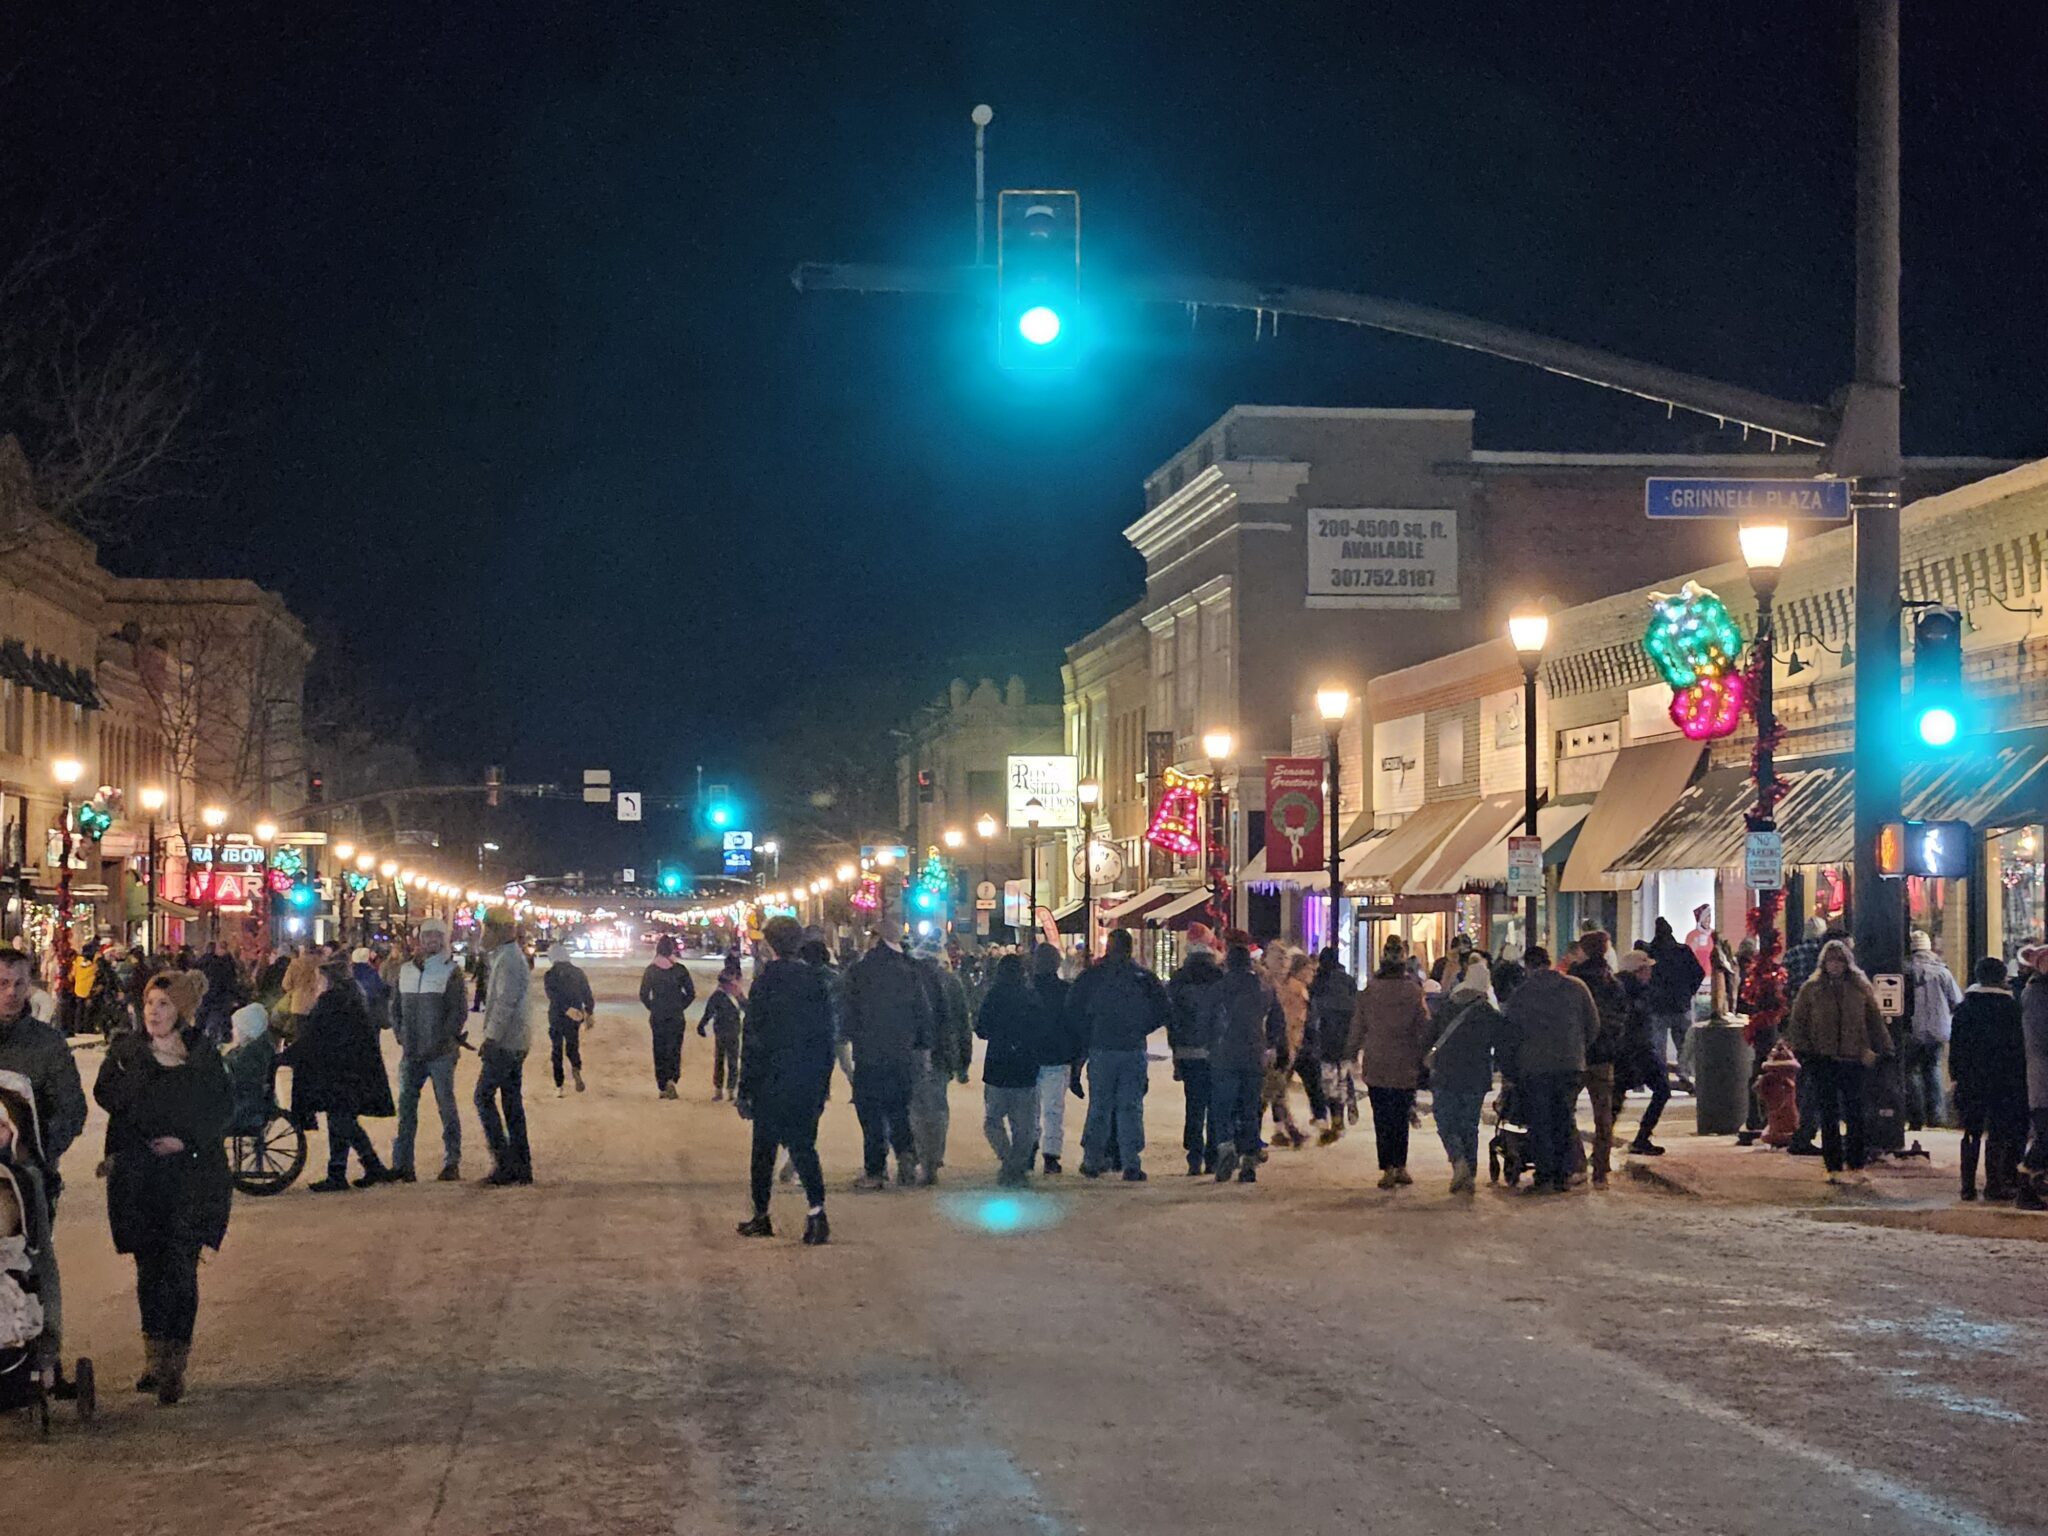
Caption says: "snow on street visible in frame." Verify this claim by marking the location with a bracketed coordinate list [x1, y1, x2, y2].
[13, 955, 2046, 1534]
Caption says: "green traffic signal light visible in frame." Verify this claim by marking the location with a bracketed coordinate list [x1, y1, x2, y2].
[1018, 305, 1061, 346]
[660, 869, 683, 895]
[709, 805, 730, 828]
[1916, 706, 1959, 748]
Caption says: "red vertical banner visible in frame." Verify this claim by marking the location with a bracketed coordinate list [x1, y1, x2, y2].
[1264, 757, 1326, 874]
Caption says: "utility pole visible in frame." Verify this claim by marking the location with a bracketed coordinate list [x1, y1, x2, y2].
[1845, 0, 1905, 981]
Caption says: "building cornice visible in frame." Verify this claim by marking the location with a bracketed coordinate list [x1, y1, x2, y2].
[1122, 461, 1309, 561]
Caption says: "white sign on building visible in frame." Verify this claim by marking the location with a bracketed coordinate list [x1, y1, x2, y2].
[1006, 754, 1080, 830]
[1306, 507, 1459, 610]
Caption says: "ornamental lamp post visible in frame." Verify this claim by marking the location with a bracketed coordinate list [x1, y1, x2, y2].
[1023, 798, 1043, 946]
[1078, 778, 1101, 960]
[51, 756, 84, 968]
[1508, 609, 1551, 955]
[200, 804, 228, 946]
[1740, 519, 1791, 1034]
[138, 785, 167, 953]
[1201, 730, 1234, 930]
[975, 812, 998, 939]
[1315, 686, 1352, 955]
[254, 819, 279, 951]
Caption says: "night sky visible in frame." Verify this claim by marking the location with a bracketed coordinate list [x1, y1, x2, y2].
[7, 3, 2047, 857]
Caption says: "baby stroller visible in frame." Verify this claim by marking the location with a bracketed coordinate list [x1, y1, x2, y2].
[0, 1075, 95, 1434]
[226, 1045, 307, 1197]
[1487, 1082, 1532, 1188]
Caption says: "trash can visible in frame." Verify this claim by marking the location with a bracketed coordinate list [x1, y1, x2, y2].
[1690, 1018, 1755, 1135]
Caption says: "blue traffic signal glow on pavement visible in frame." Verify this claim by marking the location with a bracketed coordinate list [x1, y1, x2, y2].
[1018, 305, 1061, 345]
[1917, 706, 1959, 747]
[936, 1190, 1064, 1236]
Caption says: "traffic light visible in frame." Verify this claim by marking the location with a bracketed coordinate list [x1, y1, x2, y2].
[307, 771, 325, 804]
[659, 866, 684, 896]
[1910, 606, 1965, 749]
[997, 190, 1080, 368]
[917, 769, 935, 804]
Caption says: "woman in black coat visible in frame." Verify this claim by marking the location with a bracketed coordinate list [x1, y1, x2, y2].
[94, 970, 233, 1404]
[1949, 956, 2030, 1200]
[283, 957, 396, 1192]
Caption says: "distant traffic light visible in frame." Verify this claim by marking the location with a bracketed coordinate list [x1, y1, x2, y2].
[917, 769, 935, 804]
[1910, 606, 1964, 749]
[997, 190, 1080, 368]
[307, 771, 325, 804]
[659, 867, 684, 896]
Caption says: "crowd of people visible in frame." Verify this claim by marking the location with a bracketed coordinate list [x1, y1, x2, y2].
[7, 898, 2048, 1415]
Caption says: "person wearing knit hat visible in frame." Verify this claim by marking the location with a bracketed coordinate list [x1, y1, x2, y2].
[391, 919, 468, 1182]
[224, 1003, 278, 1137]
[1905, 930, 1962, 1131]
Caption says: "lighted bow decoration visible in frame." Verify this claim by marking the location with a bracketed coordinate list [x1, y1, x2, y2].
[1145, 766, 1210, 857]
[1644, 581, 1748, 741]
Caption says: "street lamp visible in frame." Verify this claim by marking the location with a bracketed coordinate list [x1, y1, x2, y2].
[138, 785, 167, 953]
[1078, 778, 1101, 960]
[51, 757, 84, 966]
[1509, 608, 1551, 955]
[942, 826, 964, 851]
[835, 862, 856, 883]
[1201, 731, 1234, 929]
[762, 840, 781, 880]
[976, 812, 999, 940]
[200, 804, 228, 945]
[1316, 686, 1352, 955]
[254, 819, 279, 950]
[1742, 519, 1792, 1029]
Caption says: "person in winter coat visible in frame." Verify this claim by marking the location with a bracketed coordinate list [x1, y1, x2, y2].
[1427, 959, 1506, 1193]
[639, 936, 698, 1099]
[844, 933, 934, 1188]
[1030, 944, 1082, 1175]
[698, 969, 745, 1102]
[1948, 956, 2028, 1201]
[1785, 939, 1893, 1178]
[223, 1003, 278, 1135]
[1612, 948, 1671, 1155]
[285, 956, 397, 1192]
[194, 940, 246, 1043]
[909, 942, 973, 1186]
[1197, 938, 1285, 1185]
[391, 921, 467, 1182]
[0, 945, 87, 1388]
[1267, 950, 1319, 1145]
[1165, 936, 1224, 1175]
[2018, 948, 2048, 1210]
[1309, 949, 1359, 1143]
[474, 915, 534, 1186]
[1501, 946, 1598, 1193]
[1643, 918, 1704, 1085]
[1348, 935, 1433, 1188]
[544, 946, 597, 1098]
[1904, 930, 1963, 1130]
[734, 918, 835, 1245]
[1068, 927, 1173, 1181]
[351, 947, 391, 1033]
[1567, 932, 1630, 1187]
[1782, 916, 1827, 998]
[93, 970, 232, 1405]
[975, 952, 1060, 1186]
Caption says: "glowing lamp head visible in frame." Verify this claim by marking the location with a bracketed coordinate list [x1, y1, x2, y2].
[1078, 779, 1100, 809]
[380, 860, 399, 878]
[1315, 686, 1351, 724]
[942, 827, 965, 850]
[836, 863, 856, 882]
[254, 819, 278, 844]
[51, 757, 83, 788]
[976, 813, 998, 841]
[1917, 706, 1959, 748]
[201, 805, 228, 831]
[138, 785, 168, 814]
[1508, 610, 1551, 658]
[1201, 730, 1234, 765]
[1017, 305, 1061, 346]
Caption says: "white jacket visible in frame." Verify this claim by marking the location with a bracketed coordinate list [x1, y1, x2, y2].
[1908, 952, 1962, 1044]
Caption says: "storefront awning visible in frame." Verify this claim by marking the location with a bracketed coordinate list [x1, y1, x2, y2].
[1145, 888, 1221, 930]
[1404, 795, 1526, 895]
[1608, 728, 2048, 876]
[1344, 799, 1479, 889]
[1559, 739, 1705, 893]
[1098, 885, 1177, 926]
[1047, 899, 1088, 934]
[1418, 801, 1593, 893]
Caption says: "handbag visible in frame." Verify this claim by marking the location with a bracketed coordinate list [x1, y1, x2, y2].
[1422, 998, 1474, 1074]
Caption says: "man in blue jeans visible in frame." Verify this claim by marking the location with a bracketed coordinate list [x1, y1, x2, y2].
[474, 915, 534, 1187]
[390, 919, 468, 1181]
[1068, 927, 1173, 1181]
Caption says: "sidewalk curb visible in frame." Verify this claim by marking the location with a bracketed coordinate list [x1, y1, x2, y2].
[1622, 1157, 1702, 1198]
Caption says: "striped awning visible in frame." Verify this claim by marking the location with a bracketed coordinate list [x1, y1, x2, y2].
[1146, 888, 1221, 930]
[1097, 885, 1178, 926]
[1607, 729, 2048, 876]
[1344, 798, 1479, 888]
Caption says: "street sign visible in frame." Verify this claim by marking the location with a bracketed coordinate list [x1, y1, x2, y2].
[722, 830, 753, 852]
[1506, 836, 1543, 898]
[1644, 477, 1850, 521]
[621, 867, 636, 884]
[722, 848, 753, 874]
[975, 879, 997, 911]
[1872, 973, 1905, 1018]
[616, 792, 642, 822]
[583, 768, 612, 805]
[1745, 829, 1785, 891]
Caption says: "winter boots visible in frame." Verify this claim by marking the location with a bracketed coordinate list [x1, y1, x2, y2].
[735, 1212, 774, 1238]
[1449, 1160, 1476, 1195]
[802, 1210, 831, 1245]
[136, 1336, 162, 1394]
[139, 1338, 187, 1404]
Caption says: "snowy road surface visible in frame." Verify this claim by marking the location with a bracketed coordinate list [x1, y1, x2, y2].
[12, 954, 2046, 1535]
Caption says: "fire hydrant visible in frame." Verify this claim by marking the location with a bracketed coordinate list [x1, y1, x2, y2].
[1756, 1039, 1803, 1147]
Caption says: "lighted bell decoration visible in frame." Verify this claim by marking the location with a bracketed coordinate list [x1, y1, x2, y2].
[1145, 767, 1209, 858]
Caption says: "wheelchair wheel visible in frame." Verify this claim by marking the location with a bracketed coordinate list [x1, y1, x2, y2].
[231, 1109, 308, 1195]
[73, 1358, 95, 1424]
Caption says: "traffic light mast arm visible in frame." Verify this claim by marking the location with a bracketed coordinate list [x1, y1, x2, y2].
[790, 262, 1832, 446]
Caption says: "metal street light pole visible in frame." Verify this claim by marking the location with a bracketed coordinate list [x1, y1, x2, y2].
[976, 812, 998, 942]
[1078, 779, 1100, 960]
[1742, 521, 1791, 1024]
[1509, 612, 1551, 955]
[1316, 688, 1352, 956]
[1024, 799, 1043, 947]
[200, 805, 227, 947]
[139, 786, 167, 953]
[1201, 731, 1234, 930]
[51, 757, 83, 971]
